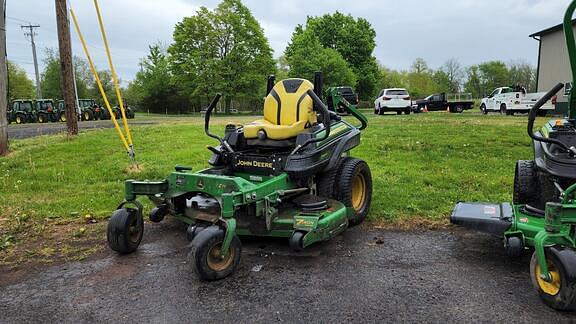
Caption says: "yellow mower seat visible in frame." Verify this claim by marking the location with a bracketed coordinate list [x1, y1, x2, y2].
[244, 79, 317, 140]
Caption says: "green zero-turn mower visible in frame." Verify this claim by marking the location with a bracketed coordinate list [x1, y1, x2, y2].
[107, 72, 372, 281]
[451, 1, 576, 311]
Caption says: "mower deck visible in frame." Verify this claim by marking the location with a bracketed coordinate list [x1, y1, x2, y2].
[451, 202, 512, 236]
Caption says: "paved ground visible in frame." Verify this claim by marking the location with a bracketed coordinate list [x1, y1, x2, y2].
[7, 120, 157, 139]
[1, 220, 575, 323]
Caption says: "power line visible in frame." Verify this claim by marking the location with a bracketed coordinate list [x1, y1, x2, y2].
[6, 16, 32, 24]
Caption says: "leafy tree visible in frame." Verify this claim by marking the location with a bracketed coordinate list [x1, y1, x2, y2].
[478, 61, 509, 93]
[275, 55, 290, 81]
[285, 12, 379, 99]
[7, 61, 35, 100]
[462, 60, 521, 98]
[441, 58, 463, 92]
[406, 58, 435, 98]
[464, 65, 483, 98]
[508, 60, 536, 92]
[285, 29, 356, 87]
[73, 57, 92, 99]
[40, 49, 62, 99]
[432, 70, 453, 94]
[126, 43, 184, 113]
[89, 70, 116, 105]
[40, 48, 95, 100]
[377, 65, 407, 91]
[410, 58, 429, 74]
[168, 0, 275, 113]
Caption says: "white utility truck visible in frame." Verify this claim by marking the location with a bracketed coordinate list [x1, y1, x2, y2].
[480, 86, 556, 116]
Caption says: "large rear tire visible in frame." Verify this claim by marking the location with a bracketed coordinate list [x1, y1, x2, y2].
[15, 113, 25, 124]
[37, 112, 47, 123]
[513, 160, 538, 205]
[530, 247, 576, 311]
[335, 158, 372, 226]
[82, 110, 93, 121]
[317, 160, 343, 199]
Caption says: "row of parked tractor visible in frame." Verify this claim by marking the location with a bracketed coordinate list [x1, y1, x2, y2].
[7, 98, 135, 124]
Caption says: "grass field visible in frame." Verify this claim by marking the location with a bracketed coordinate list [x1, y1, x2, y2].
[0, 111, 547, 261]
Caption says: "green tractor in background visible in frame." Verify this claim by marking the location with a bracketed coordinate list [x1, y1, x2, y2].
[98, 103, 135, 120]
[451, 0, 576, 311]
[110, 103, 135, 120]
[106, 72, 371, 281]
[35, 99, 58, 123]
[57, 99, 99, 122]
[7, 99, 36, 124]
[78, 99, 99, 121]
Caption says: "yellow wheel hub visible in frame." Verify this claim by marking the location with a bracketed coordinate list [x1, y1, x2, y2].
[16, 116, 21, 123]
[207, 243, 234, 272]
[536, 258, 561, 296]
[351, 173, 366, 211]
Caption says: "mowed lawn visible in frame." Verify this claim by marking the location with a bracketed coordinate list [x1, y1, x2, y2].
[0, 111, 544, 236]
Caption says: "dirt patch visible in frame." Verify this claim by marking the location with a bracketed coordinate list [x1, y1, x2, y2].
[368, 216, 449, 231]
[0, 217, 106, 284]
[124, 163, 144, 174]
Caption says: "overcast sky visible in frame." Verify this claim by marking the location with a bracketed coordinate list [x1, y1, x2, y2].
[5, 0, 572, 86]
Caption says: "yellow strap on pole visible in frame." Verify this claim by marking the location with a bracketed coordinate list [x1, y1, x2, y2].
[93, 0, 133, 146]
[70, 9, 130, 154]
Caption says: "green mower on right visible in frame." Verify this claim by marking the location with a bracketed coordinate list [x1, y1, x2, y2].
[451, 0, 576, 311]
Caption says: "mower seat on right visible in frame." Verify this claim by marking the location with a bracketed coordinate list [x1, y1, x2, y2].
[243, 78, 317, 142]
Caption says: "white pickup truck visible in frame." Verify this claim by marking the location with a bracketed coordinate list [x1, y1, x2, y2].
[480, 86, 556, 116]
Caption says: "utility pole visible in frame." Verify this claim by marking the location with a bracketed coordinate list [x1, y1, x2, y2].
[55, 0, 78, 135]
[21, 24, 41, 99]
[0, 0, 8, 155]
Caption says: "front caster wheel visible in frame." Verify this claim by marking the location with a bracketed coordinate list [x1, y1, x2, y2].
[289, 231, 305, 252]
[505, 236, 524, 258]
[530, 247, 576, 311]
[190, 226, 241, 281]
[149, 205, 168, 223]
[107, 208, 143, 254]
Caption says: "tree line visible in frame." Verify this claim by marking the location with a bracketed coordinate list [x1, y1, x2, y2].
[379, 58, 536, 100]
[8, 48, 118, 103]
[7, 0, 537, 113]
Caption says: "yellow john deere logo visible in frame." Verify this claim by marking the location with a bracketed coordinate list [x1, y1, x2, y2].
[295, 219, 314, 227]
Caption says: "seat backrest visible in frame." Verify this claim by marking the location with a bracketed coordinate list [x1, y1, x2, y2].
[263, 79, 317, 126]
